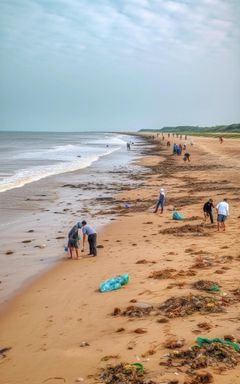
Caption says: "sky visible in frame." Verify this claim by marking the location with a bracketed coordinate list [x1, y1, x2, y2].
[0, 0, 240, 132]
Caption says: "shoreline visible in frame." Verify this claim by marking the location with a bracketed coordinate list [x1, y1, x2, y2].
[0, 133, 150, 306]
[0, 134, 240, 383]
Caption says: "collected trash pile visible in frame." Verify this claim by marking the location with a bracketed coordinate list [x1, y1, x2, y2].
[99, 274, 129, 293]
[192, 280, 220, 292]
[160, 224, 209, 237]
[160, 337, 240, 371]
[159, 295, 225, 318]
[99, 363, 155, 384]
[113, 303, 153, 318]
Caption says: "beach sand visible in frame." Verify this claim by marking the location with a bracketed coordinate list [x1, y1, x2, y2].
[0, 135, 240, 384]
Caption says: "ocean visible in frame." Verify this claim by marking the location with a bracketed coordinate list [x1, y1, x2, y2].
[0, 131, 148, 305]
[0, 131, 135, 193]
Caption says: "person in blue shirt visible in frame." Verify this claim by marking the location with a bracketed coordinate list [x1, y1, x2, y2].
[81, 220, 97, 256]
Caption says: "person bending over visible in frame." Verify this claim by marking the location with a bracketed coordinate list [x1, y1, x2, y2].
[203, 199, 214, 224]
[68, 222, 82, 259]
[81, 220, 97, 256]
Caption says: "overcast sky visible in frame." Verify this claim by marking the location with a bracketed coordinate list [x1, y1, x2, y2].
[0, 0, 240, 131]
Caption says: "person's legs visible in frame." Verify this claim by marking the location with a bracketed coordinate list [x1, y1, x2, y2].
[154, 201, 160, 213]
[209, 211, 214, 224]
[92, 234, 97, 256]
[75, 247, 79, 259]
[88, 237, 92, 255]
[69, 247, 73, 258]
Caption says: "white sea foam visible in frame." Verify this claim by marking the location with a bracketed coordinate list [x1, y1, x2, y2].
[0, 133, 125, 193]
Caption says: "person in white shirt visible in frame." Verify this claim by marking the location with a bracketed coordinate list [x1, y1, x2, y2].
[216, 198, 229, 232]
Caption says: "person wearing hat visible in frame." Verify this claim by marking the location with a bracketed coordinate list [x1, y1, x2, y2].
[154, 188, 165, 214]
[67, 222, 82, 259]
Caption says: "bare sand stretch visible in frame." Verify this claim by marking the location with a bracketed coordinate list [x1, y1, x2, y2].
[0, 135, 240, 384]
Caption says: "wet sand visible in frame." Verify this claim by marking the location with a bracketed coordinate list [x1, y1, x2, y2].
[0, 135, 240, 384]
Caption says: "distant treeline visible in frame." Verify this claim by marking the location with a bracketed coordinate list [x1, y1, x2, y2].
[139, 123, 240, 133]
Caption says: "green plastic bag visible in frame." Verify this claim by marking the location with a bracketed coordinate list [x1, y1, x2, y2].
[196, 337, 240, 352]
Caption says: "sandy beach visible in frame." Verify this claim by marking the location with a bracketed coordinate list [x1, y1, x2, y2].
[0, 135, 240, 384]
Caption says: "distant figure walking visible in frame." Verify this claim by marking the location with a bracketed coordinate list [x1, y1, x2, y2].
[68, 222, 82, 259]
[81, 220, 97, 256]
[154, 188, 165, 214]
[216, 198, 229, 232]
[203, 199, 214, 224]
[219, 136, 223, 144]
[127, 142, 131, 150]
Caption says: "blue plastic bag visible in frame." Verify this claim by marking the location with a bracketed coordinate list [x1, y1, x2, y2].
[172, 211, 184, 220]
[99, 274, 129, 292]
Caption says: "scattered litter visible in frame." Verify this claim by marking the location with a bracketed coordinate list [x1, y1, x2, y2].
[101, 355, 120, 362]
[116, 328, 125, 333]
[191, 257, 214, 269]
[163, 338, 185, 349]
[97, 245, 104, 249]
[172, 212, 184, 220]
[159, 295, 226, 318]
[75, 378, 84, 382]
[134, 328, 147, 334]
[196, 337, 240, 352]
[80, 341, 90, 347]
[5, 250, 13, 255]
[99, 363, 156, 384]
[197, 322, 212, 331]
[136, 259, 156, 264]
[0, 347, 11, 358]
[185, 371, 213, 384]
[160, 341, 240, 370]
[99, 274, 129, 293]
[192, 280, 220, 292]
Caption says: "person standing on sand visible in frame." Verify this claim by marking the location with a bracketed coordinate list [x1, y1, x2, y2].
[154, 188, 165, 214]
[81, 220, 97, 256]
[203, 198, 214, 224]
[68, 222, 82, 259]
[216, 198, 229, 232]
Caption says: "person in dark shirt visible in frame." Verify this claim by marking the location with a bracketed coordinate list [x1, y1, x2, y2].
[203, 199, 214, 224]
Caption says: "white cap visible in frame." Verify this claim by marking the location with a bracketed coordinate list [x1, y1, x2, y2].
[160, 188, 164, 192]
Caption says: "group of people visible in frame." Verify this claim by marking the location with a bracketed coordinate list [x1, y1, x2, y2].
[67, 221, 97, 259]
[203, 198, 229, 231]
[154, 187, 230, 232]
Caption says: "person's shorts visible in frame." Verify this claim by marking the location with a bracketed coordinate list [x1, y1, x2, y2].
[68, 238, 79, 248]
[217, 214, 227, 222]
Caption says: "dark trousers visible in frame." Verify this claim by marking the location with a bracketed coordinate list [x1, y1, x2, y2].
[88, 233, 97, 256]
[205, 211, 214, 224]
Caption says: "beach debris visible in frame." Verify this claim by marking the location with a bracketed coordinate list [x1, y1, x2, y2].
[97, 245, 104, 249]
[0, 347, 11, 358]
[101, 355, 120, 361]
[224, 335, 236, 342]
[157, 318, 169, 323]
[56, 236, 65, 239]
[75, 378, 84, 382]
[160, 341, 240, 370]
[136, 259, 156, 264]
[168, 380, 179, 384]
[196, 337, 240, 352]
[34, 244, 46, 249]
[134, 328, 147, 334]
[191, 257, 214, 269]
[42, 377, 66, 383]
[184, 371, 213, 384]
[5, 250, 14, 255]
[99, 274, 129, 293]
[113, 302, 153, 318]
[99, 363, 156, 384]
[160, 224, 208, 236]
[192, 280, 220, 292]
[197, 322, 212, 331]
[80, 341, 90, 347]
[22, 240, 32, 243]
[172, 212, 184, 220]
[149, 268, 176, 279]
[116, 328, 125, 333]
[159, 295, 225, 318]
[141, 348, 156, 357]
[163, 338, 185, 349]
[27, 229, 34, 232]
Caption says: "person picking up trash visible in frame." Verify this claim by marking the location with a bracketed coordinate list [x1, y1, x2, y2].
[81, 220, 97, 256]
[154, 188, 165, 214]
[67, 222, 82, 259]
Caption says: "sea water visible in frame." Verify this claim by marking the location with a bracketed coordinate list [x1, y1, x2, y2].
[0, 131, 132, 193]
